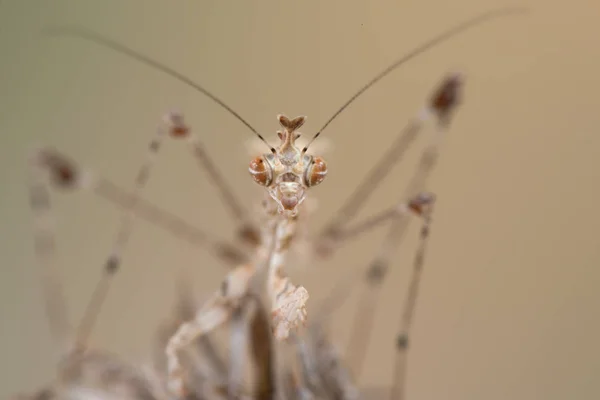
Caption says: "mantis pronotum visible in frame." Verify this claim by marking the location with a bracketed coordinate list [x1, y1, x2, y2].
[16, 6, 526, 400]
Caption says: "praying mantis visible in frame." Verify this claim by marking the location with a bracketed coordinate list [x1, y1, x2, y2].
[15, 6, 527, 400]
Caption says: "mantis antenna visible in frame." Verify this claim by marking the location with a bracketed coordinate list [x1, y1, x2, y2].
[42, 26, 277, 154]
[301, 6, 529, 154]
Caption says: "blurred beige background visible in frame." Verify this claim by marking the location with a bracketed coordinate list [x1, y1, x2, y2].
[1, 0, 599, 399]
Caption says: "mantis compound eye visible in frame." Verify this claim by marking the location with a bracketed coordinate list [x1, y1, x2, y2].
[249, 156, 272, 186]
[304, 156, 328, 187]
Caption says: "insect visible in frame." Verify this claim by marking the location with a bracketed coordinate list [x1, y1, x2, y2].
[16, 6, 527, 400]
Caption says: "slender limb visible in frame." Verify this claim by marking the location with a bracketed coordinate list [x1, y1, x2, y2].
[318, 116, 425, 239]
[308, 197, 417, 327]
[30, 146, 248, 267]
[173, 114, 260, 248]
[153, 277, 227, 386]
[74, 113, 171, 349]
[308, 201, 422, 327]
[337, 203, 403, 241]
[28, 139, 208, 396]
[389, 200, 435, 400]
[188, 133, 246, 222]
[315, 74, 454, 378]
[313, 197, 420, 260]
[29, 113, 252, 353]
[165, 256, 260, 397]
[345, 193, 435, 381]
[165, 292, 236, 397]
[318, 73, 464, 257]
[298, 221, 397, 395]
[228, 307, 247, 399]
[345, 211, 411, 380]
[27, 154, 70, 353]
[96, 178, 248, 266]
